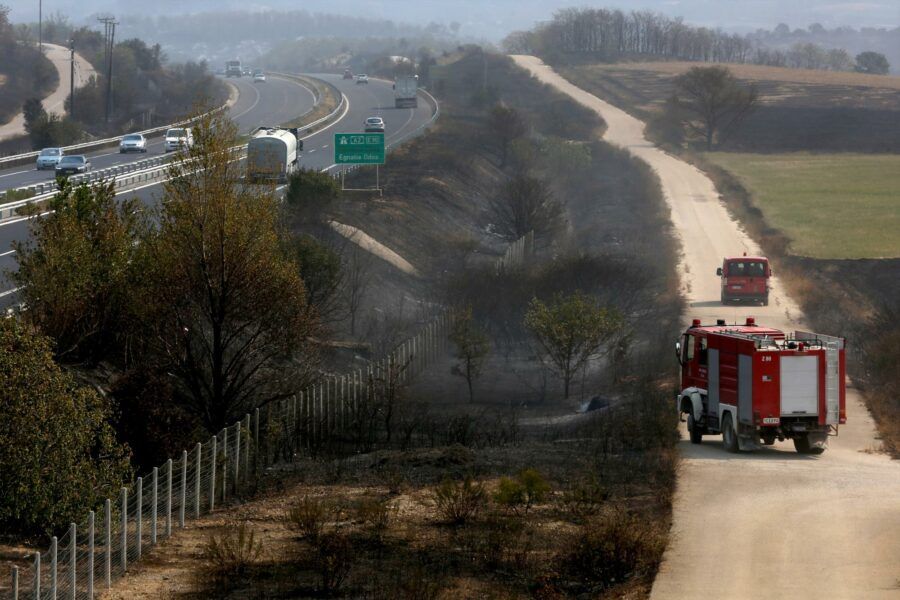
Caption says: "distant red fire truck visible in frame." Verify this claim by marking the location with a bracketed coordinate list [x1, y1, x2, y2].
[676, 317, 846, 454]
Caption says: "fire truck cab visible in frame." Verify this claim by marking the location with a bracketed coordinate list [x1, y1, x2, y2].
[676, 317, 846, 454]
[718, 254, 771, 305]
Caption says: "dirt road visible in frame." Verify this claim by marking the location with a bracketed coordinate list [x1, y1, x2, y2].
[512, 55, 900, 599]
[0, 43, 96, 140]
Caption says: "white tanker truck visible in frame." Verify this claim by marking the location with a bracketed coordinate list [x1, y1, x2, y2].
[247, 127, 304, 183]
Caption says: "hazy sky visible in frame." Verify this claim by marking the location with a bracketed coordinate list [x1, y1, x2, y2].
[7, 0, 900, 39]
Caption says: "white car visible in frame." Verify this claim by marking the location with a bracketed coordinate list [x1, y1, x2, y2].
[119, 133, 147, 153]
[364, 116, 385, 132]
[164, 127, 194, 153]
[355, 74, 369, 85]
[253, 70, 267, 83]
[36, 147, 63, 170]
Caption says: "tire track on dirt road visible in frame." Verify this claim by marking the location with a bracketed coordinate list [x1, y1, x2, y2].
[511, 54, 900, 600]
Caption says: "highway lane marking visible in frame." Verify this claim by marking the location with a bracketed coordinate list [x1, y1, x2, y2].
[0, 169, 33, 179]
[230, 80, 262, 121]
[0, 249, 15, 257]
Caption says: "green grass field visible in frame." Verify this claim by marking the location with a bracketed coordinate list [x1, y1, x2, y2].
[705, 153, 900, 259]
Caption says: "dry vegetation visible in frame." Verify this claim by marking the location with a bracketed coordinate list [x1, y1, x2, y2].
[94, 49, 684, 599]
[563, 61, 900, 152]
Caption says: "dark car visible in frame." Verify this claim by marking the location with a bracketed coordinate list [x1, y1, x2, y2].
[55, 155, 91, 176]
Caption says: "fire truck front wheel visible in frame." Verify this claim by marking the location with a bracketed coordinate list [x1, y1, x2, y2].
[722, 415, 739, 453]
[687, 414, 703, 444]
[793, 434, 826, 455]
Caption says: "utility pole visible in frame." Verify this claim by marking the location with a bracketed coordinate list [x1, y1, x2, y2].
[38, 0, 42, 50]
[69, 39, 75, 119]
[98, 16, 117, 124]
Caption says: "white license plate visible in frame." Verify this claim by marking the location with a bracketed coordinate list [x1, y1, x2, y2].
[731, 285, 743, 289]
[762, 417, 780, 425]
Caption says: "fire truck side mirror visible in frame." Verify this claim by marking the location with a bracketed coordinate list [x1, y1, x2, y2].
[716, 267, 723, 276]
[675, 341, 683, 366]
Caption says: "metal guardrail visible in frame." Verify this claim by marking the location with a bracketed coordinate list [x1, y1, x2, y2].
[0, 102, 233, 170]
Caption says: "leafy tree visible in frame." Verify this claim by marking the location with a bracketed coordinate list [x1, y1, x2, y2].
[855, 51, 890, 75]
[135, 111, 319, 430]
[449, 306, 490, 402]
[671, 66, 758, 150]
[13, 179, 144, 364]
[489, 174, 563, 242]
[289, 235, 344, 324]
[524, 292, 623, 399]
[0, 319, 130, 535]
[284, 167, 340, 224]
[22, 97, 46, 131]
[488, 103, 527, 166]
[26, 113, 83, 149]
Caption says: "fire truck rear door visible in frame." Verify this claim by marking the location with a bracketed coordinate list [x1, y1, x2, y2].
[780, 355, 819, 416]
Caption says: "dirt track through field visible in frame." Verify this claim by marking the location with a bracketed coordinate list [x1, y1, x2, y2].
[512, 55, 900, 600]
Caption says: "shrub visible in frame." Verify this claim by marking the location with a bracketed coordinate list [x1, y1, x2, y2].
[200, 522, 263, 587]
[314, 531, 354, 594]
[432, 477, 487, 525]
[560, 476, 610, 520]
[355, 497, 394, 541]
[288, 495, 331, 541]
[458, 514, 535, 573]
[494, 469, 551, 515]
[556, 510, 666, 592]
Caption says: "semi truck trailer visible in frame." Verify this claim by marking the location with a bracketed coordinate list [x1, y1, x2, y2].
[393, 75, 418, 108]
[247, 127, 303, 183]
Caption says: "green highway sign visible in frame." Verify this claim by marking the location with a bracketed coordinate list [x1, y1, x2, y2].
[334, 133, 385, 165]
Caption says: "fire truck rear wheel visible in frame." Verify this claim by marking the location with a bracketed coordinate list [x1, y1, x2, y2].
[793, 435, 826, 455]
[722, 415, 739, 453]
[687, 414, 703, 444]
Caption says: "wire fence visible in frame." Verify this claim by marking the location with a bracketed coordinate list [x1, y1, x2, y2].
[4, 308, 453, 600]
[4, 230, 534, 600]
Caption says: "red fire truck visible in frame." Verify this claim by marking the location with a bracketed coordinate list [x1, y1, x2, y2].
[676, 317, 846, 454]
[718, 254, 771, 305]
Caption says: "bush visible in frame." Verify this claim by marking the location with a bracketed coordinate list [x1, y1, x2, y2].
[288, 495, 331, 541]
[457, 514, 535, 573]
[494, 468, 551, 515]
[314, 531, 354, 594]
[200, 522, 263, 587]
[432, 477, 487, 525]
[559, 476, 610, 520]
[0, 320, 131, 535]
[355, 497, 394, 540]
[556, 510, 666, 592]
[285, 167, 340, 223]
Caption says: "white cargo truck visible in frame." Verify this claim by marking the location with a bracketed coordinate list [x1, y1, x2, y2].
[393, 75, 419, 108]
[247, 127, 303, 183]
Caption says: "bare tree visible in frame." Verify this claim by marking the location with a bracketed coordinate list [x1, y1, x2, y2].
[488, 103, 527, 167]
[344, 240, 374, 336]
[489, 174, 563, 242]
[449, 307, 491, 403]
[672, 66, 758, 150]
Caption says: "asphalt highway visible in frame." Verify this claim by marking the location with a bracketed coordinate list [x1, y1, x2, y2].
[0, 74, 435, 306]
[0, 75, 316, 193]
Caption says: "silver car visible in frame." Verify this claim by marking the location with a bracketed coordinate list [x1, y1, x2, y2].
[364, 116, 385, 132]
[119, 134, 147, 153]
[55, 155, 91, 176]
[36, 147, 63, 170]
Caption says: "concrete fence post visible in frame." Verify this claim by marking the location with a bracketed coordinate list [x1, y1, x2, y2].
[104, 499, 111, 588]
[135, 477, 143, 561]
[221, 428, 228, 503]
[10, 566, 17, 600]
[180, 451, 187, 528]
[166, 459, 173, 537]
[68, 523, 75, 600]
[243, 414, 251, 481]
[33, 554, 39, 600]
[87, 511, 95, 600]
[50, 536, 57, 599]
[234, 422, 241, 492]
[120, 488, 128, 573]
[151, 467, 158, 544]
[194, 443, 202, 518]
[253, 409, 260, 473]
[209, 436, 217, 512]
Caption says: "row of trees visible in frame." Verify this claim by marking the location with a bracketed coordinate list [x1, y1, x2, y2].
[3, 112, 325, 533]
[503, 7, 891, 74]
